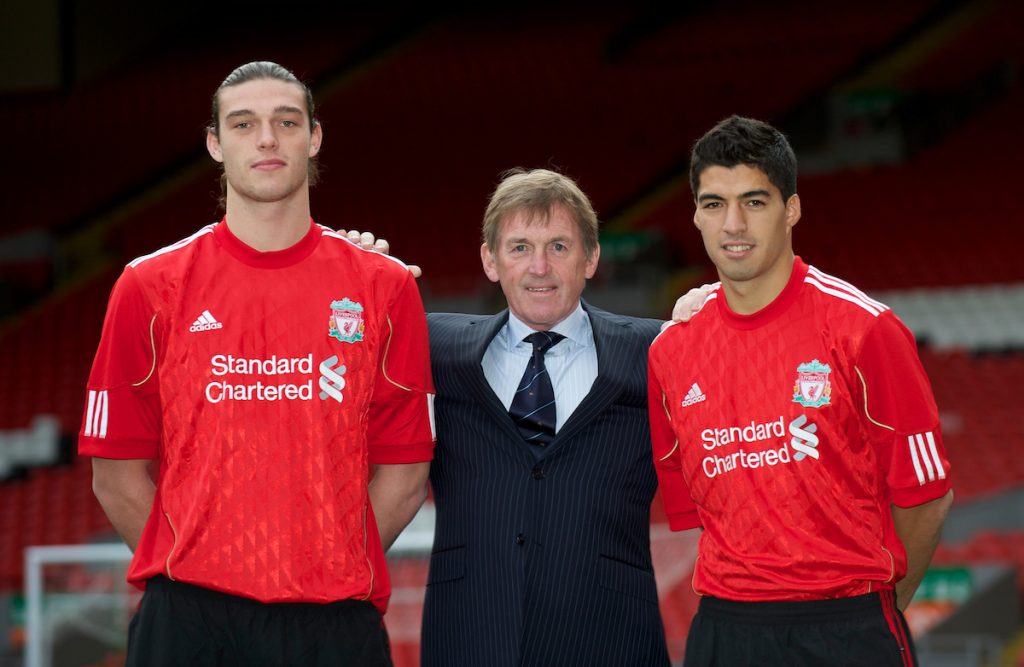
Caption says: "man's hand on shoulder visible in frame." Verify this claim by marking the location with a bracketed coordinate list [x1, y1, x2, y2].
[337, 229, 422, 278]
[661, 283, 716, 331]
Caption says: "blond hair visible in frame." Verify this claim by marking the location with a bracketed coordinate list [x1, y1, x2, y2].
[482, 169, 599, 257]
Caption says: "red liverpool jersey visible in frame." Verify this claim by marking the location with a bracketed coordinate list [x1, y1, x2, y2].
[648, 257, 951, 601]
[79, 220, 435, 610]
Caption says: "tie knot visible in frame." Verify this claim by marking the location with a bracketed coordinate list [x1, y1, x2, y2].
[524, 331, 564, 356]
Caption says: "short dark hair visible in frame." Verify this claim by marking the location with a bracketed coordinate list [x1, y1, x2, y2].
[208, 62, 320, 207]
[689, 115, 797, 201]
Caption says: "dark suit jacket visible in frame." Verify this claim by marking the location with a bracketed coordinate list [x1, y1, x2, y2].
[421, 302, 671, 667]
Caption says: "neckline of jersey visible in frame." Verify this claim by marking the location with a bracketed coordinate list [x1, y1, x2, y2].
[213, 218, 321, 268]
[715, 256, 808, 330]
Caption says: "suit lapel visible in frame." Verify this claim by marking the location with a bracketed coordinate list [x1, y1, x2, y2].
[545, 302, 632, 452]
[452, 311, 536, 462]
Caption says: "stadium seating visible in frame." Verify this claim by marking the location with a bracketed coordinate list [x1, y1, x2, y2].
[933, 531, 1024, 598]
[0, 19, 390, 238]
[919, 349, 1024, 501]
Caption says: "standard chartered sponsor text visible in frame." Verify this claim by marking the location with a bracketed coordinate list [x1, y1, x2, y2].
[699, 416, 815, 478]
[703, 443, 793, 478]
[207, 353, 316, 403]
[701, 416, 786, 450]
[211, 353, 313, 376]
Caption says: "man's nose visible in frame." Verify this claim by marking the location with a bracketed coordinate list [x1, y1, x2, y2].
[528, 250, 549, 275]
[257, 125, 279, 150]
[722, 204, 746, 234]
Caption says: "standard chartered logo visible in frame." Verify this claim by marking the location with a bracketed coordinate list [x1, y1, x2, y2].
[318, 356, 347, 402]
[700, 414, 821, 478]
[204, 353, 348, 404]
[788, 414, 819, 460]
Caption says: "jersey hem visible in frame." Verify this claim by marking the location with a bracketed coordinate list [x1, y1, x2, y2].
[78, 436, 158, 459]
[890, 479, 952, 508]
[368, 440, 435, 465]
[668, 510, 701, 531]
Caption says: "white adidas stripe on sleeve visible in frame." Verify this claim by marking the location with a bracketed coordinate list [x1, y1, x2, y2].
[85, 389, 109, 439]
[907, 431, 944, 485]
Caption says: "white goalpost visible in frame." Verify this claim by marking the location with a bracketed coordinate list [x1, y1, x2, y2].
[24, 543, 133, 667]
[21, 504, 437, 667]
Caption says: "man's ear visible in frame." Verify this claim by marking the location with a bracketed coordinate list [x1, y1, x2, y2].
[309, 122, 322, 158]
[480, 244, 499, 283]
[206, 130, 223, 163]
[785, 194, 801, 231]
[584, 243, 600, 280]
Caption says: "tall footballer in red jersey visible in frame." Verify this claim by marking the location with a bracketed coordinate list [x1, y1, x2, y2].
[79, 62, 434, 667]
[649, 116, 952, 667]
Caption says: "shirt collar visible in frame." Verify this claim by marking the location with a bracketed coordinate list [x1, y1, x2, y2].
[505, 303, 591, 352]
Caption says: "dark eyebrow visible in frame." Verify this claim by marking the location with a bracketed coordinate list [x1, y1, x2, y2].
[224, 106, 304, 120]
[225, 109, 254, 120]
[697, 189, 773, 204]
[697, 193, 725, 204]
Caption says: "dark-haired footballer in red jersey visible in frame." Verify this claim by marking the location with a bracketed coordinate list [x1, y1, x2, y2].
[650, 116, 951, 667]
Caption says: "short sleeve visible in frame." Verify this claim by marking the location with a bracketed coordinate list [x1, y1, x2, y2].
[367, 271, 436, 465]
[648, 343, 701, 531]
[857, 311, 951, 507]
[78, 267, 161, 459]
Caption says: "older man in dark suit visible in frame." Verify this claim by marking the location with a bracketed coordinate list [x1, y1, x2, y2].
[421, 169, 671, 667]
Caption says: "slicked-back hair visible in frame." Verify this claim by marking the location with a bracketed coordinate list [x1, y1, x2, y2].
[482, 168, 599, 258]
[689, 115, 797, 202]
[208, 61, 320, 206]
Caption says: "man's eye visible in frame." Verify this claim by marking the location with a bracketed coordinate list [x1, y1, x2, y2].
[511, 245, 527, 253]
[281, 120, 297, 128]
[551, 243, 567, 252]
[234, 122, 250, 129]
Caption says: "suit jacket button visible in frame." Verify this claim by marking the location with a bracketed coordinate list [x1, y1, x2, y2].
[531, 466, 544, 480]
[515, 534, 525, 545]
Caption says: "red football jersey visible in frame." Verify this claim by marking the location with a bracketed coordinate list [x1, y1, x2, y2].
[648, 257, 950, 601]
[79, 220, 435, 610]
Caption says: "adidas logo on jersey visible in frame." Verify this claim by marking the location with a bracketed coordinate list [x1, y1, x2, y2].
[190, 310, 223, 332]
[682, 383, 707, 407]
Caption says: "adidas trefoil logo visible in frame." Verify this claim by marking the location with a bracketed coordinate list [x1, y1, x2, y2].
[681, 382, 707, 407]
[189, 310, 224, 333]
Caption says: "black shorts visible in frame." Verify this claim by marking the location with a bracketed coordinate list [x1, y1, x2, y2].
[125, 576, 392, 667]
[683, 590, 917, 667]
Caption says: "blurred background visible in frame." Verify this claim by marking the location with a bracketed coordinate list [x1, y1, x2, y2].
[1, 1, 1022, 665]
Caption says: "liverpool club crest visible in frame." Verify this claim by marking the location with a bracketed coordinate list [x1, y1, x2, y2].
[793, 359, 832, 408]
[328, 298, 365, 343]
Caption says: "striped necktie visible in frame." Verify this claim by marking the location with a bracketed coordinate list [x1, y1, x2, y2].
[509, 331, 565, 449]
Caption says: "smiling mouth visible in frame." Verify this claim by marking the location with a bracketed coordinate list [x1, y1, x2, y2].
[526, 287, 555, 293]
[723, 244, 753, 252]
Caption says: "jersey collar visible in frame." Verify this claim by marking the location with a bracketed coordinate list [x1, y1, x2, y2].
[716, 256, 809, 330]
[214, 218, 321, 269]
